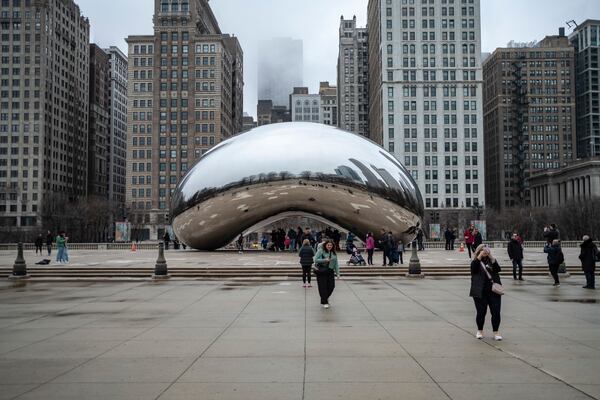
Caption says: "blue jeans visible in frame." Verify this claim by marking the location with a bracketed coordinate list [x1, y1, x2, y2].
[512, 259, 523, 279]
[290, 239, 296, 251]
[585, 271, 595, 288]
[56, 247, 65, 262]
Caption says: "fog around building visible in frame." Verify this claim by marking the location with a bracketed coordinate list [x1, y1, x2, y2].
[79, 0, 599, 118]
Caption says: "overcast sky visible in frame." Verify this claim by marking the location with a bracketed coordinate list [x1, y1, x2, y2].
[78, 0, 599, 118]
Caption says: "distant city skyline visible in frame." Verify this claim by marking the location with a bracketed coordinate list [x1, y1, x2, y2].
[77, 0, 600, 118]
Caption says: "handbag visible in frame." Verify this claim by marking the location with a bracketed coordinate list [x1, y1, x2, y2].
[313, 256, 330, 275]
[481, 262, 504, 296]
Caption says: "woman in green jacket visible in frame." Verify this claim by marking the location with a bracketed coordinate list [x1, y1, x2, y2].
[313, 240, 340, 308]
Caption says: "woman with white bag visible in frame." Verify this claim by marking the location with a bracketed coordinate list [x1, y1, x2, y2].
[470, 244, 504, 341]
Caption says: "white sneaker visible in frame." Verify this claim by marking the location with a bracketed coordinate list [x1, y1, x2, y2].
[476, 331, 483, 339]
[494, 334, 503, 341]
[323, 304, 330, 309]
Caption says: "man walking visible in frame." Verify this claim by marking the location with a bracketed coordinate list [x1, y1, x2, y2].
[45, 230, 53, 256]
[380, 229, 390, 266]
[507, 233, 524, 280]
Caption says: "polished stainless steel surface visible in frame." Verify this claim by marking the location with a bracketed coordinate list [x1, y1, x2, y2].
[171, 123, 424, 250]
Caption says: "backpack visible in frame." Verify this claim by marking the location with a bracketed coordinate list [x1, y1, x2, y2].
[557, 250, 565, 265]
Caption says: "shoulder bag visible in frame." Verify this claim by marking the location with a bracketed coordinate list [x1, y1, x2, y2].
[481, 262, 504, 296]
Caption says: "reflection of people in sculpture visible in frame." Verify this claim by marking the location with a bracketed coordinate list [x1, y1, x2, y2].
[313, 240, 340, 309]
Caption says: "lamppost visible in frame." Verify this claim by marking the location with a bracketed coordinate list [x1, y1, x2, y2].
[472, 203, 483, 220]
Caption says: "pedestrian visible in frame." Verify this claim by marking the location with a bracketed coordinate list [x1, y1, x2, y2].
[298, 239, 315, 288]
[313, 240, 340, 309]
[163, 231, 171, 250]
[416, 228, 424, 251]
[464, 225, 475, 258]
[579, 235, 597, 290]
[470, 244, 503, 341]
[288, 228, 297, 251]
[544, 239, 564, 287]
[444, 227, 452, 250]
[387, 231, 398, 266]
[45, 230, 53, 256]
[379, 229, 390, 266]
[472, 227, 483, 249]
[365, 232, 375, 266]
[450, 228, 456, 250]
[507, 233, 524, 281]
[543, 224, 560, 244]
[237, 234, 244, 253]
[333, 229, 341, 251]
[261, 235, 268, 250]
[34, 234, 43, 255]
[398, 241, 405, 264]
[55, 232, 67, 263]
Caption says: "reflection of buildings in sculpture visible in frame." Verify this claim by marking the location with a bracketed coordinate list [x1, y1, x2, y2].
[171, 123, 423, 250]
[334, 166, 363, 182]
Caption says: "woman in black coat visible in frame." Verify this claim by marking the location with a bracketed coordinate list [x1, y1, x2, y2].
[298, 239, 315, 288]
[579, 235, 597, 289]
[470, 244, 503, 341]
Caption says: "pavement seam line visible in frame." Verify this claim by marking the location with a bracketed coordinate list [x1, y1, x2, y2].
[154, 284, 263, 400]
[9, 282, 222, 400]
[344, 279, 454, 400]
[415, 277, 600, 353]
[302, 281, 307, 400]
[383, 280, 598, 400]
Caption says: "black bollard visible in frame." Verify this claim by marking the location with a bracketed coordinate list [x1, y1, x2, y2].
[408, 240, 422, 276]
[153, 241, 170, 279]
[10, 242, 29, 280]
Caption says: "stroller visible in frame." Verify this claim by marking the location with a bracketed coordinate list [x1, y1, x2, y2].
[346, 245, 366, 266]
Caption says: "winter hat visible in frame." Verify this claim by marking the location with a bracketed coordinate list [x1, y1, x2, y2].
[583, 235, 590, 241]
[474, 244, 496, 264]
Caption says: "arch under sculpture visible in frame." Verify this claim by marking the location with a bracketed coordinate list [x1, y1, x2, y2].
[171, 123, 424, 250]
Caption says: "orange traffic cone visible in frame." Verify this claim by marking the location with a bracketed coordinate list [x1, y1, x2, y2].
[459, 242, 465, 252]
[131, 243, 137, 252]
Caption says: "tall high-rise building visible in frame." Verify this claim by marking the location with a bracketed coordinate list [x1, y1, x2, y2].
[483, 31, 576, 209]
[126, 0, 243, 240]
[0, 0, 90, 234]
[337, 16, 369, 136]
[258, 37, 303, 107]
[104, 46, 128, 210]
[319, 82, 338, 126]
[570, 20, 600, 158]
[367, 0, 485, 211]
[88, 44, 111, 198]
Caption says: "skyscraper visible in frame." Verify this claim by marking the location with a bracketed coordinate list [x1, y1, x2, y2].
[88, 44, 111, 198]
[126, 0, 243, 240]
[338, 16, 369, 136]
[570, 20, 600, 158]
[104, 46, 128, 210]
[257, 37, 303, 107]
[367, 0, 485, 211]
[483, 32, 576, 209]
[0, 0, 90, 236]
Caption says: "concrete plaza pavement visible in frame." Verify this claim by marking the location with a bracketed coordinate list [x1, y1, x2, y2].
[0, 276, 598, 400]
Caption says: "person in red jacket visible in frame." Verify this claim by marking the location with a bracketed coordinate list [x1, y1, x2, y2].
[464, 224, 475, 258]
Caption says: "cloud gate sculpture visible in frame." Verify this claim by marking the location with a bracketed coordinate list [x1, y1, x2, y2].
[171, 123, 424, 250]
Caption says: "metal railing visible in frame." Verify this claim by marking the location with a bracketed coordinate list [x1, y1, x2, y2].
[0, 240, 593, 252]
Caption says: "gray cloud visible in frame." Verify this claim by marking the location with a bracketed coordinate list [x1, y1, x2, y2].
[78, 0, 599, 119]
